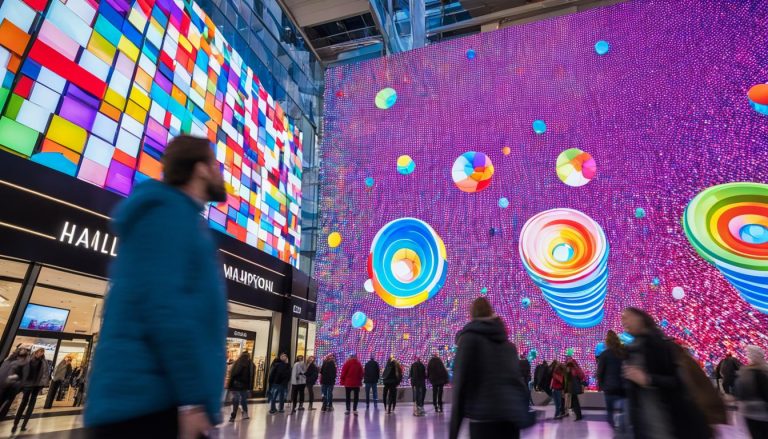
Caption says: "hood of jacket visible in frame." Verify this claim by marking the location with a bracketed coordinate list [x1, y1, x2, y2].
[112, 180, 201, 238]
[455, 317, 507, 344]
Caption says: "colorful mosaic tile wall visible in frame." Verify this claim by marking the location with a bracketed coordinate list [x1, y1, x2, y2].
[0, 0, 303, 267]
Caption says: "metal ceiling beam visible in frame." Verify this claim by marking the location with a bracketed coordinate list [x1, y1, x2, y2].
[426, 0, 624, 37]
[272, 0, 325, 64]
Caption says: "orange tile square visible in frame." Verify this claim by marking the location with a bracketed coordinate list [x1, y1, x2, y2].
[7, 54, 21, 73]
[41, 138, 80, 163]
[0, 19, 30, 55]
[138, 151, 162, 179]
[113, 148, 137, 168]
[100, 102, 122, 121]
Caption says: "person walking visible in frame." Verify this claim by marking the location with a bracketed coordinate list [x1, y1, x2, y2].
[550, 361, 566, 420]
[718, 353, 741, 396]
[449, 297, 533, 439]
[363, 356, 380, 410]
[533, 360, 551, 395]
[84, 136, 229, 439]
[410, 357, 427, 416]
[621, 307, 712, 439]
[290, 355, 307, 414]
[597, 330, 627, 430]
[320, 354, 337, 412]
[340, 353, 364, 415]
[520, 353, 532, 390]
[269, 354, 291, 414]
[735, 345, 768, 438]
[227, 351, 255, 422]
[45, 356, 72, 408]
[427, 353, 449, 413]
[305, 356, 319, 411]
[565, 357, 585, 421]
[0, 346, 30, 420]
[12, 348, 51, 433]
[382, 357, 403, 414]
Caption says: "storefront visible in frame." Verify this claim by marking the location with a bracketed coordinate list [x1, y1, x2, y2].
[0, 152, 315, 409]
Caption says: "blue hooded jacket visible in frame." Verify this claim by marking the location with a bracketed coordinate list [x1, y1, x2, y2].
[84, 180, 227, 426]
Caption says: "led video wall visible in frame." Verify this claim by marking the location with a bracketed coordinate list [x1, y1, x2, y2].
[0, 0, 303, 267]
[316, 0, 768, 375]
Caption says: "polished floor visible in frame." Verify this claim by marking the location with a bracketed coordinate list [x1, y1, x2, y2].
[0, 403, 752, 438]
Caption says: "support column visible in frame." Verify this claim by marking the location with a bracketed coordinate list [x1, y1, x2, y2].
[409, 0, 425, 49]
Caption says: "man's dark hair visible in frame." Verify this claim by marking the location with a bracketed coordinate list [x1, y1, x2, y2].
[161, 135, 214, 186]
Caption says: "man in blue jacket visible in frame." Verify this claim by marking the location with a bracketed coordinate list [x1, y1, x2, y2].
[84, 135, 228, 439]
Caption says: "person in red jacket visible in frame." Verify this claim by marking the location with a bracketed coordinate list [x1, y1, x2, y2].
[550, 361, 566, 420]
[339, 353, 364, 415]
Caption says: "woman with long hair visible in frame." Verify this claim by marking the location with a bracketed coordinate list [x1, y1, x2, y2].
[13, 347, 50, 433]
[304, 356, 319, 410]
[227, 351, 254, 422]
[382, 356, 402, 414]
[597, 330, 627, 429]
[621, 307, 711, 438]
[449, 297, 533, 439]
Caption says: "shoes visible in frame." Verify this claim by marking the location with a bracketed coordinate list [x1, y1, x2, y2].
[20, 426, 27, 432]
[366, 404, 370, 410]
[269, 410, 277, 415]
[278, 409, 285, 413]
[298, 406, 305, 411]
[345, 410, 350, 415]
[353, 410, 358, 416]
[229, 417, 236, 423]
[329, 406, 334, 412]
[575, 416, 583, 421]
[291, 410, 296, 414]
[243, 414, 250, 420]
[11, 425, 17, 434]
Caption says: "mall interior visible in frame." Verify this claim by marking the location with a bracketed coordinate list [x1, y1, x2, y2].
[0, 0, 766, 437]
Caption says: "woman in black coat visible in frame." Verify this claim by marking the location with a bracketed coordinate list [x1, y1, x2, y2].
[596, 330, 627, 429]
[227, 351, 255, 421]
[427, 353, 449, 413]
[449, 298, 531, 439]
[320, 354, 337, 412]
[304, 356, 319, 410]
[621, 307, 711, 439]
[382, 358, 403, 414]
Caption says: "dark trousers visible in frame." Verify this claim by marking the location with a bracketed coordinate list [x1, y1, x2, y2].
[469, 421, 520, 439]
[604, 393, 622, 427]
[570, 393, 582, 419]
[345, 387, 360, 411]
[230, 389, 249, 418]
[432, 385, 444, 409]
[746, 419, 768, 439]
[383, 384, 398, 410]
[86, 407, 178, 438]
[0, 384, 21, 419]
[306, 384, 315, 407]
[14, 387, 40, 427]
[412, 385, 426, 407]
[44, 380, 63, 409]
[291, 384, 306, 410]
[364, 383, 378, 407]
[722, 379, 735, 395]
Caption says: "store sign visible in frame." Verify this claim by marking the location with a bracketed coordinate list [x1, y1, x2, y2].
[223, 264, 276, 294]
[227, 328, 256, 340]
[293, 305, 302, 315]
[59, 221, 118, 257]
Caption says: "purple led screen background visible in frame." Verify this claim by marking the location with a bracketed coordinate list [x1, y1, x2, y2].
[316, 0, 768, 374]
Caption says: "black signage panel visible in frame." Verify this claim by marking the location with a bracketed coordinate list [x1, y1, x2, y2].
[227, 328, 257, 340]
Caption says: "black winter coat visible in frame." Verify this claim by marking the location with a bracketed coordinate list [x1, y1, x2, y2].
[534, 362, 550, 391]
[626, 332, 711, 439]
[305, 363, 319, 386]
[268, 361, 291, 386]
[596, 349, 625, 396]
[519, 358, 531, 383]
[228, 359, 255, 391]
[320, 360, 337, 386]
[410, 361, 426, 386]
[382, 361, 402, 386]
[364, 360, 380, 384]
[449, 318, 528, 439]
[427, 357, 449, 386]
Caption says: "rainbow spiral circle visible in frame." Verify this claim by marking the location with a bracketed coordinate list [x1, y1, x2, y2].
[367, 218, 448, 308]
[519, 208, 610, 328]
[683, 182, 768, 313]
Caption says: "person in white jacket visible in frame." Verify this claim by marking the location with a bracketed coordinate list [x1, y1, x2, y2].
[290, 356, 307, 413]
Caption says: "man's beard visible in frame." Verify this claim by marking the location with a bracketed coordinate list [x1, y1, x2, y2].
[206, 180, 227, 203]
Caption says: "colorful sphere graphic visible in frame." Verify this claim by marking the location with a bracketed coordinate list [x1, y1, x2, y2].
[595, 40, 610, 55]
[502, 146, 511, 155]
[367, 218, 448, 308]
[533, 119, 547, 134]
[522, 297, 531, 308]
[556, 148, 596, 187]
[397, 155, 415, 175]
[375, 88, 397, 110]
[466, 49, 476, 60]
[328, 232, 342, 248]
[672, 286, 685, 300]
[365, 177, 375, 187]
[683, 182, 768, 313]
[351, 311, 367, 328]
[748, 84, 768, 116]
[499, 197, 510, 208]
[364, 318, 374, 332]
[635, 207, 646, 219]
[451, 152, 495, 193]
[519, 208, 610, 328]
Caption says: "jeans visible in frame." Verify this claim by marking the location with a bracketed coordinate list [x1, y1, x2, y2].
[44, 380, 63, 409]
[552, 389, 563, 417]
[290, 384, 306, 410]
[412, 385, 426, 407]
[270, 384, 287, 412]
[14, 387, 41, 427]
[570, 393, 582, 419]
[364, 383, 378, 407]
[230, 390, 249, 418]
[345, 387, 360, 411]
[432, 385, 444, 409]
[321, 384, 334, 408]
[384, 384, 398, 410]
[604, 394, 624, 428]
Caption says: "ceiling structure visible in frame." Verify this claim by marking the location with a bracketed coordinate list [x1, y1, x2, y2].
[277, 0, 627, 66]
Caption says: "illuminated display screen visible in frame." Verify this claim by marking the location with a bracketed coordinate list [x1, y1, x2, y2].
[315, 0, 768, 375]
[0, 0, 303, 267]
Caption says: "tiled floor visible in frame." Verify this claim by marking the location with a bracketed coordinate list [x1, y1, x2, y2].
[1, 403, 752, 438]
